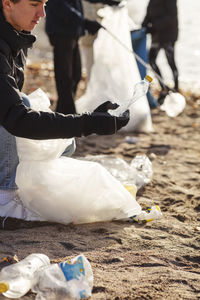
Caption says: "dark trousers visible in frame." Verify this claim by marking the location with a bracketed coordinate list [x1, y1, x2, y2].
[149, 41, 179, 91]
[49, 35, 81, 114]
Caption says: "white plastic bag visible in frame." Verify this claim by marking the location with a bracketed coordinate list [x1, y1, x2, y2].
[17, 89, 74, 161]
[75, 4, 153, 132]
[16, 157, 141, 224]
[160, 92, 186, 117]
[16, 89, 141, 224]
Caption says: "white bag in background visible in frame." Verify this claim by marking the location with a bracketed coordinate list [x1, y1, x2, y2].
[76, 4, 153, 132]
[160, 92, 186, 117]
[16, 89, 141, 224]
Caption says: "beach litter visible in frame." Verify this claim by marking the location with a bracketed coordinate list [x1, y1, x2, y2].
[81, 154, 153, 191]
[124, 136, 140, 144]
[160, 92, 186, 117]
[128, 205, 163, 224]
[0, 253, 92, 300]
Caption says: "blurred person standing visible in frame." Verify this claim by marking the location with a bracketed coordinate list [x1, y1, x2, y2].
[80, 0, 122, 81]
[80, 1, 103, 81]
[142, 0, 179, 103]
[45, 0, 120, 114]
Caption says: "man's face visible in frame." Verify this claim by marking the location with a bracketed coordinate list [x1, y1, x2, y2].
[3, 0, 47, 31]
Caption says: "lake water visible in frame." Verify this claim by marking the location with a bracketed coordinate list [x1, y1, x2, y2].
[30, 0, 200, 90]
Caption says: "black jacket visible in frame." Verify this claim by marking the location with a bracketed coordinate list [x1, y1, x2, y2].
[142, 0, 178, 44]
[45, 0, 115, 38]
[45, 0, 85, 38]
[0, 10, 100, 139]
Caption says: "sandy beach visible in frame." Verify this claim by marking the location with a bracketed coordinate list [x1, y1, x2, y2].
[0, 60, 200, 300]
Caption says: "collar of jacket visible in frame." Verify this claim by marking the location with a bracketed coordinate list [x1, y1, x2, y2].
[0, 9, 36, 57]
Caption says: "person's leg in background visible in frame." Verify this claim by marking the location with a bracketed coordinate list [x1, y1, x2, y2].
[149, 43, 166, 90]
[164, 42, 179, 92]
[149, 42, 169, 104]
[72, 41, 82, 96]
[49, 35, 77, 114]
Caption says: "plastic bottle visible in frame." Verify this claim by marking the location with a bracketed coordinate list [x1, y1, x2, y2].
[32, 254, 93, 300]
[109, 75, 153, 116]
[130, 154, 153, 190]
[0, 253, 50, 298]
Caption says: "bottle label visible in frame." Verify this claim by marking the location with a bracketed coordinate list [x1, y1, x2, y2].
[60, 256, 87, 298]
[59, 256, 85, 281]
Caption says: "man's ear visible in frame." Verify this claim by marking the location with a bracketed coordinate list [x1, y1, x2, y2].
[2, 0, 13, 11]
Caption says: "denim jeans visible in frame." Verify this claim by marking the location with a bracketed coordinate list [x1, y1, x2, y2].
[0, 94, 31, 190]
[0, 93, 76, 191]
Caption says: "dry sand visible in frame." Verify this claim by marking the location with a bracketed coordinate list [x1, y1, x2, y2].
[0, 64, 200, 300]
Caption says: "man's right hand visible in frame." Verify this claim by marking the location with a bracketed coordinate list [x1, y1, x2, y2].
[81, 101, 130, 136]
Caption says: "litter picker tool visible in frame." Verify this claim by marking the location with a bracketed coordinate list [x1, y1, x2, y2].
[101, 24, 170, 91]
[101, 25, 186, 117]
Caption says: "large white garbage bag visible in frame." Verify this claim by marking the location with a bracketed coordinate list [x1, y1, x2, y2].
[16, 89, 141, 224]
[76, 4, 153, 132]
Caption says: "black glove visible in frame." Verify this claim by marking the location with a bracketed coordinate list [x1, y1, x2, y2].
[102, 0, 122, 6]
[82, 101, 130, 136]
[93, 101, 119, 112]
[84, 19, 102, 35]
[104, 0, 122, 6]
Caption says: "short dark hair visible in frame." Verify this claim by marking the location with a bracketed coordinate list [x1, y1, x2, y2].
[0, 0, 20, 8]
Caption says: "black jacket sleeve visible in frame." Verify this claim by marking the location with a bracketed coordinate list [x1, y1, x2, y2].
[0, 52, 88, 139]
[0, 54, 127, 139]
[0, 74, 87, 139]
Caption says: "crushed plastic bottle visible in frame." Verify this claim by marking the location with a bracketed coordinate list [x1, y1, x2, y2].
[129, 206, 163, 223]
[109, 75, 153, 116]
[0, 253, 50, 298]
[130, 154, 153, 190]
[32, 254, 93, 300]
[80, 154, 153, 191]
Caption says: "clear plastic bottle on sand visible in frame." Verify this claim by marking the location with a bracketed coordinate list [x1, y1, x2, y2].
[109, 75, 153, 116]
[0, 253, 50, 299]
[32, 254, 93, 300]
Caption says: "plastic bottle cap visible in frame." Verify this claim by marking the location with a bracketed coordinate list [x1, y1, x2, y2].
[0, 282, 9, 293]
[145, 75, 153, 83]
